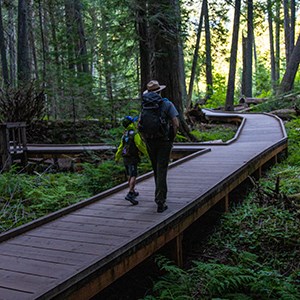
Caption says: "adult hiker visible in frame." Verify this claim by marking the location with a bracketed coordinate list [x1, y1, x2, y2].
[138, 80, 179, 212]
[115, 116, 148, 205]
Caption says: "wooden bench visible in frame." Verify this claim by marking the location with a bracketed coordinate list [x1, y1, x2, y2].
[0, 122, 27, 170]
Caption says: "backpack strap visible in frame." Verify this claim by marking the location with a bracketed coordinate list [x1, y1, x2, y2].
[142, 92, 163, 105]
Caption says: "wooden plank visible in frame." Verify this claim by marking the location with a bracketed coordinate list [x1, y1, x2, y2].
[0, 243, 97, 265]
[26, 227, 131, 244]
[59, 214, 153, 229]
[0, 287, 34, 300]
[0, 269, 57, 298]
[0, 254, 74, 278]
[71, 207, 162, 221]
[94, 199, 185, 211]
[44, 220, 140, 236]
[7, 236, 112, 255]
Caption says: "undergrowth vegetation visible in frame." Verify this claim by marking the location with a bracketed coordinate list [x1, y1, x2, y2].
[0, 160, 145, 232]
[142, 104, 300, 299]
[190, 124, 236, 142]
[0, 97, 299, 298]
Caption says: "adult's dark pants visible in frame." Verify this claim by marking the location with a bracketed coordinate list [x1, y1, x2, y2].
[145, 139, 173, 205]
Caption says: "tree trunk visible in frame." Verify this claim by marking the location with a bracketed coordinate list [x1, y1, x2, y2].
[38, 0, 46, 84]
[74, 0, 89, 73]
[283, 0, 291, 64]
[267, 0, 276, 92]
[7, 1, 16, 87]
[100, 6, 114, 125]
[0, 0, 9, 86]
[48, 0, 60, 119]
[17, 0, 31, 85]
[141, 0, 193, 139]
[225, 0, 241, 111]
[275, 0, 280, 84]
[242, 34, 247, 96]
[175, 0, 188, 110]
[49, 0, 60, 67]
[88, 6, 97, 77]
[277, 34, 300, 94]
[135, 0, 150, 95]
[187, 0, 205, 109]
[64, 0, 76, 71]
[28, 0, 38, 80]
[244, 0, 253, 97]
[290, 0, 295, 54]
[203, 0, 213, 101]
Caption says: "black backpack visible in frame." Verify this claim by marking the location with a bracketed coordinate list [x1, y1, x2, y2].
[138, 92, 169, 138]
[122, 129, 139, 157]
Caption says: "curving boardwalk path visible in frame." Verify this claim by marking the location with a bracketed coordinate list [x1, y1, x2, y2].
[0, 111, 287, 300]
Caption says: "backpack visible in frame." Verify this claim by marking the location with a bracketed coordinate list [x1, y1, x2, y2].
[138, 92, 169, 138]
[122, 129, 139, 157]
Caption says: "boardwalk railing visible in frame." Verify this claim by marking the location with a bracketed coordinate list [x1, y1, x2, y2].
[0, 122, 27, 170]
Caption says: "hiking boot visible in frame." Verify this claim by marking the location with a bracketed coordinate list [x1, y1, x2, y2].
[125, 192, 139, 205]
[133, 191, 139, 197]
[157, 203, 168, 213]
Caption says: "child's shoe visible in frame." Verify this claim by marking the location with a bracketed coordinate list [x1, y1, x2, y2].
[125, 192, 139, 205]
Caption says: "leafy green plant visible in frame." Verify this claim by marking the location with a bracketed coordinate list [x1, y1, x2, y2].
[206, 196, 300, 273]
[0, 168, 92, 232]
[144, 255, 195, 300]
[24, 173, 91, 216]
[81, 161, 125, 194]
[203, 73, 227, 109]
[144, 255, 300, 299]
[190, 125, 236, 142]
[284, 117, 300, 167]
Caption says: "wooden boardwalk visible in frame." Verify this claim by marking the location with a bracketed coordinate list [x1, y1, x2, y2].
[0, 110, 287, 300]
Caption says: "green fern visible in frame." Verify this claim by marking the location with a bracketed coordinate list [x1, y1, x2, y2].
[143, 256, 300, 299]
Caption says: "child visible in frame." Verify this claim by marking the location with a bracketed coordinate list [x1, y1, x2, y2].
[115, 116, 148, 205]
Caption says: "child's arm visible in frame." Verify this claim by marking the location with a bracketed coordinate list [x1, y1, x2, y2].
[134, 133, 148, 157]
[115, 139, 124, 162]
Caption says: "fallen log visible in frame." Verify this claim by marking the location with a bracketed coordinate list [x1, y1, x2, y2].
[239, 97, 267, 105]
[269, 108, 298, 120]
[185, 107, 207, 126]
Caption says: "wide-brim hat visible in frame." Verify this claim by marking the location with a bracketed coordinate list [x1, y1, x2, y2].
[143, 80, 166, 94]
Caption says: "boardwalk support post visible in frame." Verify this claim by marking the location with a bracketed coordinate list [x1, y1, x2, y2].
[215, 194, 230, 213]
[172, 233, 183, 267]
[163, 233, 184, 267]
[252, 166, 262, 180]
[224, 194, 229, 212]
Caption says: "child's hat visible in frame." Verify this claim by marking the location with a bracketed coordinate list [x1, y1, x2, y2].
[122, 116, 134, 128]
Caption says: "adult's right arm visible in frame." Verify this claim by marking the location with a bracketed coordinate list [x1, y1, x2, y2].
[171, 116, 179, 138]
